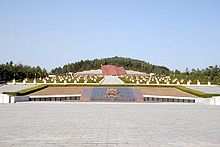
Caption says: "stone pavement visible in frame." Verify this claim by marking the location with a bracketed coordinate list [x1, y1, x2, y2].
[101, 76, 124, 85]
[0, 102, 220, 146]
[187, 86, 220, 94]
[0, 85, 35, 94]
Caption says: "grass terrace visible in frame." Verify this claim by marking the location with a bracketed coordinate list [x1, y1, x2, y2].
[3, 83, 220, 98]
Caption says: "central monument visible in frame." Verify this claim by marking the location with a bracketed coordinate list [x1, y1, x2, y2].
[101, 65, 126, 76]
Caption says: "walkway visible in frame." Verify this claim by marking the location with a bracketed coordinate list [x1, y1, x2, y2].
[101, 76, 124, 85]
[0, 85, 34, 94]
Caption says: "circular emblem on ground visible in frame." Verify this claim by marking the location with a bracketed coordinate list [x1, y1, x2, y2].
[105, 88, 119, 98]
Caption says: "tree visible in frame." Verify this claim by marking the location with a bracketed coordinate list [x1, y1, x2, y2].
[0, 61, 48, 82]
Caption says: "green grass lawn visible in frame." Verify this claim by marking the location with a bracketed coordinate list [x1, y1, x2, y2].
[4, 82, 220, 98]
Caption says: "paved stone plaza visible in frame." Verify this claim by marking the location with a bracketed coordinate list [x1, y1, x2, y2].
[0, 85, 35, 94]
[0, 103, 220, 146]
[186, 86, 220, 94]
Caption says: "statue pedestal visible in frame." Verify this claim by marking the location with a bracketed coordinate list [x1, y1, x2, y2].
[12, 79, 16, 85]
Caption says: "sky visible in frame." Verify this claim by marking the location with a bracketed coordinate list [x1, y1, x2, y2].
[0, 0, 219, 72]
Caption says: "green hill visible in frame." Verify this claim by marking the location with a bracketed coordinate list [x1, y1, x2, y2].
[51, 56, 170, 75]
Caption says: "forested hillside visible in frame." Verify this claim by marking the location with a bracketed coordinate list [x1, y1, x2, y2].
[172, 65, 220, 84]
[0, 57, 220, 84]
[51, 56, 170, 75]
[0, 61, 48, 82]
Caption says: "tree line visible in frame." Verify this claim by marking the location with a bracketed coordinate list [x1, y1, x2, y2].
[0, 57, 219, 84]
[51, 56, 170, 75]
[172, 65, 220, 84]
[50, 56, 220, 84]
[0, 61, 48, 82]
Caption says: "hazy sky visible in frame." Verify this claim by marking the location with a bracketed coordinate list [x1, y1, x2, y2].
[0, 0, 219, 71]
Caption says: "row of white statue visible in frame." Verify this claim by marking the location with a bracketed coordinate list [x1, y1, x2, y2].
[11, 75, 104, 84]
[121, 75, 212, 85]
[10, 74, 212, 85]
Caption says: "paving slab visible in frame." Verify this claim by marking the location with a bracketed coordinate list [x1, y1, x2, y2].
[0, 103, 220, 146]
[0, 85, 35, 94]
[101, 76, 124, 85]
[187, 86, 220, 94]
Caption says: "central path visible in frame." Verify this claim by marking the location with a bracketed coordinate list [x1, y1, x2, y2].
[101, 76, 124, 85]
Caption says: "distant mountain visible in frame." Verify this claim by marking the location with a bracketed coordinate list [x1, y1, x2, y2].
[51, 56, 170, 75]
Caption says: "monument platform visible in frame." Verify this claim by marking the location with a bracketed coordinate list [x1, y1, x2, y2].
[81, 87, 144, 102]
